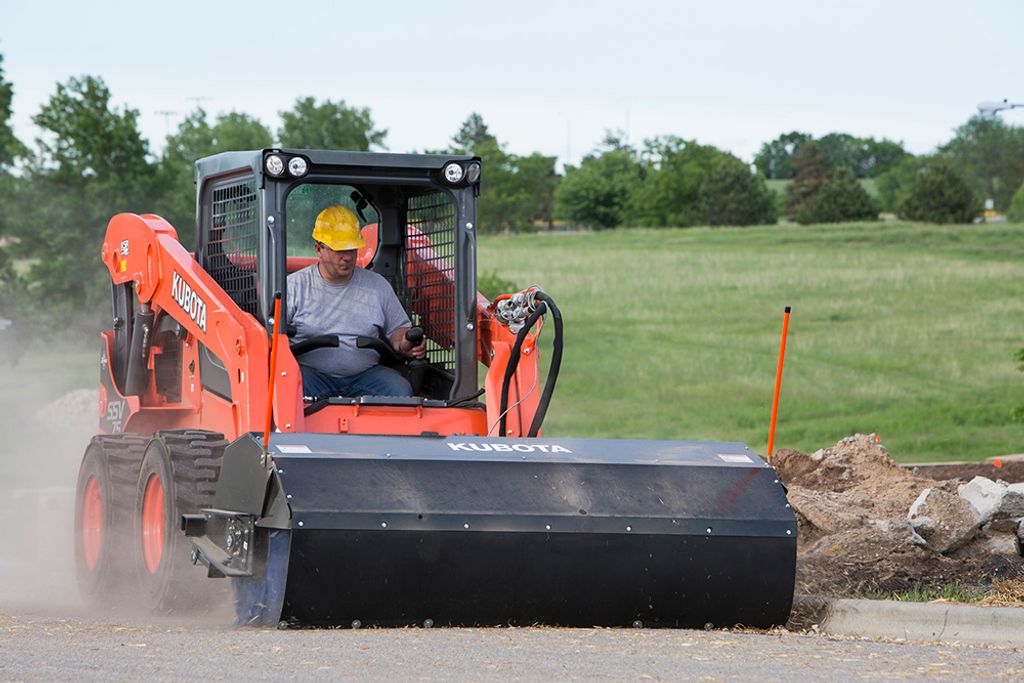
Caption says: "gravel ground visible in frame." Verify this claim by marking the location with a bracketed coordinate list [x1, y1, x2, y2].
[1, 609, 1023, 682]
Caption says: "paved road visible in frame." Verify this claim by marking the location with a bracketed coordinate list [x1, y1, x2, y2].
[1, 482, 1022, 681]
[1, 608, 1023, 682]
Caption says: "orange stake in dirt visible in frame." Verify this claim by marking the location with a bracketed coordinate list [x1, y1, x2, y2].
[262, 292, 283, 463]
[766, 306, 791, 460]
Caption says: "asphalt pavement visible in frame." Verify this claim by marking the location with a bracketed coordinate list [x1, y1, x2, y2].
[1, 608, 1023, 682]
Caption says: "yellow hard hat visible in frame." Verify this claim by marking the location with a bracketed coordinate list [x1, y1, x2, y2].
[312, 205, 366, 251]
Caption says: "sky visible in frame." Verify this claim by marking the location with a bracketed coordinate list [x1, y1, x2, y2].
[1, 0, 1022, 167]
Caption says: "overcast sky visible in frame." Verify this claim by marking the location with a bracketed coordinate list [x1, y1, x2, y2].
[1, 0, 1021, 166]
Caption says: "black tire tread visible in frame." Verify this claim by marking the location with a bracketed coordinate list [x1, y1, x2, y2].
[92, 434, 148, 531]
[75, 433, 148, 604]
[157, 429, 229, 514]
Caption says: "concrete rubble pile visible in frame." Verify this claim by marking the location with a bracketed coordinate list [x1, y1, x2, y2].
[774, 434, 1024, 595]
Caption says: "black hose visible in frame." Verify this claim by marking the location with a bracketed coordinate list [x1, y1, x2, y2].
[498, 302, 547, 437]
[124, 305, 155, 397]
[527, 292, 563, 438]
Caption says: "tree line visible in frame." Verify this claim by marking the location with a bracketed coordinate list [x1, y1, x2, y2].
[2, 57, 1024, 335]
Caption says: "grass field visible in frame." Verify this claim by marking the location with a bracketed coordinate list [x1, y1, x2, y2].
[766, 177, 878, 199]
[3, 220, 1021, 464]
[478, 221, 1024, 462]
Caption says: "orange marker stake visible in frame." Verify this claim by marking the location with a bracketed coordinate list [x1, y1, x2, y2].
[262, 292, 283, 463]
[766, 306, 791, 460]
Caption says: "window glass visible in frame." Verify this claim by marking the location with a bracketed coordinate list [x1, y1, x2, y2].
[285, 183, 379, 256]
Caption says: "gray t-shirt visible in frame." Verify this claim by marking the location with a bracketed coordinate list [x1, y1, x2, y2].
[287, 265, 411, 377]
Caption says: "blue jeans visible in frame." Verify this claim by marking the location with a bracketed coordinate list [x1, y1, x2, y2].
[299, 364, 412, 398]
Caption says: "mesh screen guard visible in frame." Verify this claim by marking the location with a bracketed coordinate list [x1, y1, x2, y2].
[204, 178, 260, 318]
[401, 191, 458, 375]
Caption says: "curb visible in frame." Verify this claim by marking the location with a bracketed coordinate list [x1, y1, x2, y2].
[792, 596, 1024, 648]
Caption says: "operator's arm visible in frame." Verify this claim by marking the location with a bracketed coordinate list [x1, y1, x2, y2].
[390, 327, 426, 359]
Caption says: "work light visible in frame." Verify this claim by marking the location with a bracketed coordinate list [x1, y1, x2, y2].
[265, 154, 285, 176]
[287, 157, 308, 177]
[443, 162, 464, 184]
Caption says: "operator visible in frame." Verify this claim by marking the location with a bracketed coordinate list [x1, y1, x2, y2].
[287, 205, 426, 397]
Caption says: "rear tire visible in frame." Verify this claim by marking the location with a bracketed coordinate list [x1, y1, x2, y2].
[74, 435, 147, 605]
[132, 430, 228, 613]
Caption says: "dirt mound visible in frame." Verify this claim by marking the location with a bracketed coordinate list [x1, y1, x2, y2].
[32, 388, 99, 435]
[776, 434, 1024, 597]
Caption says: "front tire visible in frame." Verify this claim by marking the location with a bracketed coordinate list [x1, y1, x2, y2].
[132, 430, 228, 613]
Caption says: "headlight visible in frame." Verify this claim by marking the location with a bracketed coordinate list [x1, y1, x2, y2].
[265, 154, 285, 176]
[287, 156, 308, 177]
[465, 162, 481, 183]
[443, 162, 464, 184]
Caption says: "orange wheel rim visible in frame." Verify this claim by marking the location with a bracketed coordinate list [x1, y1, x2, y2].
[81, 476, 103, 571]
[141, 473, 165, 574]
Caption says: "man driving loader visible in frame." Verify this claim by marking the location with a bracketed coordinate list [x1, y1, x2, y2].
[287, 205, 426, 397]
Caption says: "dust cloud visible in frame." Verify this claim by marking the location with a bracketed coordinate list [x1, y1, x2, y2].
[0, 336, 94, 613]
[0, 335, 234, 625]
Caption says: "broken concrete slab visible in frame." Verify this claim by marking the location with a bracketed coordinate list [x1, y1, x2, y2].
[1002, 483, 1024, 518]
[958, 476, 1006, 523]
[908, 488, 981, 554]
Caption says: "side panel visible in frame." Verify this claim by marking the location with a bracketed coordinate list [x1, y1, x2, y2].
[300, 404, 487, 437]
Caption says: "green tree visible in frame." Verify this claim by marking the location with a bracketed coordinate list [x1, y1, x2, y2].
[815, 132, 862, 174]
[795, 167, 878, 224]
[862, 138, 910, 178]
[784, 142, 831, 218]
[445, 113, 557, 233]
[154, 108, 273, 246]
[756, 131, 907, 180]
[447, 114, 520, 232]
[278, 96, 387, 151]
[4, 76, 156, 332]
[897, 159, 979, 224]
[515, 152, 559, 229]
[451, 113, 494, 153]
[473, 136, 530, 233]
[630, 136, 727, 227]
[698, 156, 778, 226]
[0, 54, 25, 294]
[939, 116, 1024, 211]
[1008, 183, 1024, 223]
[876, 155, 927, 213]
[0, 54, 26, 170]
[753, 131, 811, 179]
[555, 134, 642, 229]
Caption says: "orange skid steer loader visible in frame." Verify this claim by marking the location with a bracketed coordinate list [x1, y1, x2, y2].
[75, 149, 796, 627]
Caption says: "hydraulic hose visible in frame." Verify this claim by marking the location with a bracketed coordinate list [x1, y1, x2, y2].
[124, 303, 154, 397]
[498, 302, 547, 437]
[527, 292, 563, 438]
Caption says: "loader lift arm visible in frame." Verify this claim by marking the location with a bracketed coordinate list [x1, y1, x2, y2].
[101, 213, 272, 438]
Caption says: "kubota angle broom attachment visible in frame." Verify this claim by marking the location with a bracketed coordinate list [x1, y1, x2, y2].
[186, 432, 796, 628]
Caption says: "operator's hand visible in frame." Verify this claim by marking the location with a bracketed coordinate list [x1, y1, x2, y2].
[391, 328, 426, 359]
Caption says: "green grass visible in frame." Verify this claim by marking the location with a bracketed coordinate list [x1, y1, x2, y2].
[479, 221, 1024, 462]
[861, 584, 987, 604]
[766, 177, 878, 199]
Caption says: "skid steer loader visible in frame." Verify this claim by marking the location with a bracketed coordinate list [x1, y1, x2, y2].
[74, 149, 796, 627]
